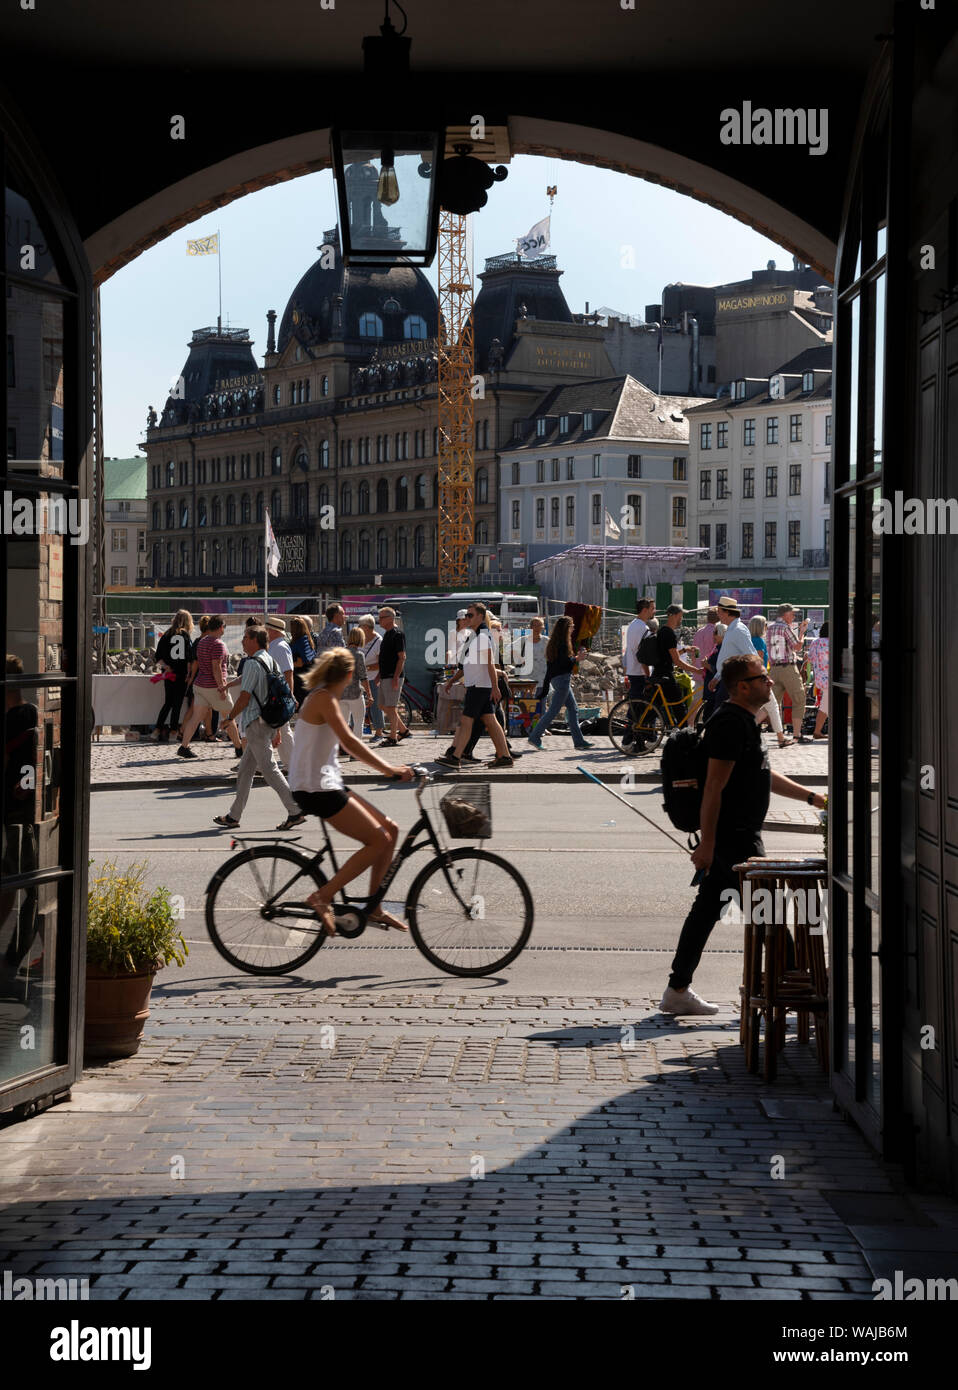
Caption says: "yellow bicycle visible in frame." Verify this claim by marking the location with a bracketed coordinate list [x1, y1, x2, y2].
[608, 681, 707, 754]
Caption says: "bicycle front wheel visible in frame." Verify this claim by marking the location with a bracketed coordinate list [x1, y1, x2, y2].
[406, 848, 533, 977]
[206, 845, 330, 975]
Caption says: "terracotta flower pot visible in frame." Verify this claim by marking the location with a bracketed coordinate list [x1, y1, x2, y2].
[84, 966, 156, 1060]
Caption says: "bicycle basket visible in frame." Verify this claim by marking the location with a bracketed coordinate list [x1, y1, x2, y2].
[439, 781, 492, 839]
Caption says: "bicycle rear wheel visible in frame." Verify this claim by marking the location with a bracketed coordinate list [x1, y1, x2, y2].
[206, 845, 330, 975]
[406, 848, 533, 977]
[608, 696, 667, 754]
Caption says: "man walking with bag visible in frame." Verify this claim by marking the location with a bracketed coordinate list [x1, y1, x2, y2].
[659, 652, 825, 1015]
[213, 626, 305, 831]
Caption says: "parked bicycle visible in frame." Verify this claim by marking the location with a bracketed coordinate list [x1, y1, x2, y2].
[205, 767, 533, 978]
[607, 680, 707, 754]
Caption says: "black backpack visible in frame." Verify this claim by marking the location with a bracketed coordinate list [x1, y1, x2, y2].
[661, 725, 707, 833]
[637, 631, 660, 667]
[250, 653, 297, 728]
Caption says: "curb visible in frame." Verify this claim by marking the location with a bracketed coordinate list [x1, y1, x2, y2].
[92, 769, 831, 792]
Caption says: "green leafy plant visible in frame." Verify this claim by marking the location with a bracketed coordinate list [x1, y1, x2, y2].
[87, 859, 188, 975]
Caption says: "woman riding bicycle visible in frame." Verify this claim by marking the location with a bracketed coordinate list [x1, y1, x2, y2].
[287, 647, 414, 938]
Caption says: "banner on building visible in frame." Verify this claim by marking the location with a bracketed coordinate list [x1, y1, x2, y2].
[265, 510, 281, 577]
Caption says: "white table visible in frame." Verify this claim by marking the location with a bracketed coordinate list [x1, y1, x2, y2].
[92, 674, 187, 730]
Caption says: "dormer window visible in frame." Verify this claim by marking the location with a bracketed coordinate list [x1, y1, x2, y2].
[803, 371, 814, 392]
[359, 312, 383, 338]
[536, 418, 547, 438]
[559, 415, 569, 434]
[513, 420, 524, 439]
[582, 411, 593, 430]
[404, 315, 428, 340]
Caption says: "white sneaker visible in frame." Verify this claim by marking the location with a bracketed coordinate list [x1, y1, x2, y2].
[658, 986, 719, 1016]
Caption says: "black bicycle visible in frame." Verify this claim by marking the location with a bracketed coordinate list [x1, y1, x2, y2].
[204, 767, 533, 978]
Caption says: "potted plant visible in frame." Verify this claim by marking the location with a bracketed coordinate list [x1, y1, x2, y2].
[85, 860, 188, 1059]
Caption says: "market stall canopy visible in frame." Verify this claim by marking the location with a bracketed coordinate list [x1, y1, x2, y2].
[533, 544, 709, 607]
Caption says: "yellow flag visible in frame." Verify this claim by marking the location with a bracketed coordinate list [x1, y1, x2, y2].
[187, 235, 219, 256]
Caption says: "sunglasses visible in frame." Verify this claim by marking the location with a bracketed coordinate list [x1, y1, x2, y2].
[743, 673, 772, 684]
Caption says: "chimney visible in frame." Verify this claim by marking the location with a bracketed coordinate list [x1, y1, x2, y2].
[266, 310, 276, 355]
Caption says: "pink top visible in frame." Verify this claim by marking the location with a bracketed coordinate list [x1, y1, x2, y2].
[807, 636, 829, 690]
[196, 633, 228, 690]
[692, 623, 716, 661]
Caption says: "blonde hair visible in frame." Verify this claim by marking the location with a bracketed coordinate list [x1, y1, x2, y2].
[347, 626, 366, 649]
[303, 646, 354, 691]
[749, 614, 768, 637]
[171, 609, 193, 635]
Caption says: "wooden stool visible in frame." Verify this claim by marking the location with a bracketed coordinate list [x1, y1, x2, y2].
[734, 858, 828, 1081]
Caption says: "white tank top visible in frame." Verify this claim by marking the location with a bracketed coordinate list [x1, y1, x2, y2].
[287, 687, 344, 794]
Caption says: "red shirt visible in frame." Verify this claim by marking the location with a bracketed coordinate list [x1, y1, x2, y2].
[196, 632, 228, 689]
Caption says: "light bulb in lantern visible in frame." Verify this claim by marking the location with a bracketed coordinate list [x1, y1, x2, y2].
[377, 151, 399, 206]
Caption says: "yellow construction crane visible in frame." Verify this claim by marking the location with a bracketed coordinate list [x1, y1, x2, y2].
[436, 210, 474, 588]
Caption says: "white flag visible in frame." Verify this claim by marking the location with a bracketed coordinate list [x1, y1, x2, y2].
[265, 510, 281, 577]
[605, 511, 621, 540]
[516, 215, 550, 260]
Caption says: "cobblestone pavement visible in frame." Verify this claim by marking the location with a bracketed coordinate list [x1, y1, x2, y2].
[91, 734, 831, 830]
[2, 991, 955, 1301]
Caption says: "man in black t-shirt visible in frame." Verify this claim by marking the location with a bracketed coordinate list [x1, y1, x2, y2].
[376, 607, 410, 746]
[650, 604, 701, 709]
[659, 652, 826, 1016]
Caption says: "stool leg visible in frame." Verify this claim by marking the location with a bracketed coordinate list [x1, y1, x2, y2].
[747, 924, 763, 1074]
[740, 920, 753, 1046]
[763, 927, 778, 1082]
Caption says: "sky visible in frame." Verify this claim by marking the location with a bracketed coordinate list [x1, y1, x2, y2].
[99, 154, 794, 459]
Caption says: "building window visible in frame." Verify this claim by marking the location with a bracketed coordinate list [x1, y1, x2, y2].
[511, 461, 520, 485]
[566, 457, 575, 480]
[272, 448, 282, 474]
[288, 382, 295, 406]
[179, 502, 189, 527]
[395, 529, 407, 567]
[536, 497, 545, 529]
[476, 468, 488, 504]
[359, 312, 383, 338]
[717, 422, 728, 449]
[592, 454, 601, 478]
[414, 473, 427, 508]
[825, 414, 832, 446]
[358, 480, 370, 514]
[320, 439, 329, 469]
[766, 416, 779, 445]
[396, 475, 408, 510]
[672, 497, 686, 528]
[559, 415, 569, 433]
[110, 566, 126, 584]
[824, 459, 831, 501]
[536, 418, 547, 438]
[432, 427, 439, 455]
[211, 498, 222, 526]
[591, 494, 601, 526]
[271, 491, 281, 521]
[764, 521, 777, 558]
[321, 375, 329, 397]
[241, 495, 251, 522]
[743, 418, 756, 447]
[536, 459, 544, 483]
[256, 492, 264, 522]
[765, 465, 778, 497]
[789, 463, 802, 495]
[304, 379, 311, 403]
[743, 466, 754, 498]
[626, 493, 641, 528]
[803, 371, 814, 392]
[700, 423, 712, 450]
[699, 470, 711, 500]
[715, 523, 727, 559]
[359, 530, 371, 568]
[341, 531, 353, 571]
[742, 521, 754, 559]
[111, 528, 127, 551]
[341, 483, 352, 515]
[180, 460, 188, 486]
[582, 411, 593, 430]
[673, 456, 686, 480]
[198, 499, 208, 529]
[511, 500, 520, 531]
[377, 529, 388, 568]
[377, 479, 389, 511]
[789, 413, 802, 442]
[716, 469, 728, 499]
[226, 497, 236, 525]
[627, 454, 641, 478]
[404, 314, 427, 339]
[566, 495, 575, 528]
[550, 497, 560, 529]
[823, 519, 830, 556]
[699, 524, 711, 553]
[788, 520, 801, 557]
[550, 457, 559, 482]
[273, 385, 281, 405]
[151, 504, 160, 530]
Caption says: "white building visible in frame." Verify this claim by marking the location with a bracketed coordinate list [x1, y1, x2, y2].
[104, 457, 148, 586]
[684, 348, 832, 583]
[498, 375, 709, 568]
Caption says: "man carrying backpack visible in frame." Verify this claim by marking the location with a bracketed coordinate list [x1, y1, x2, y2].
[659, 651, 825, 1016]
[623, 596, 656, 751]
[213, 626, 305, 831]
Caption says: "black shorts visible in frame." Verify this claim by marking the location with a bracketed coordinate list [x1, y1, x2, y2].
[292, 788, 350, 819]
[463, 686, 494, 720]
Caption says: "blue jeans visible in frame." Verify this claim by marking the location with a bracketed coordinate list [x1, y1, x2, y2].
[529, 674, 586, 747]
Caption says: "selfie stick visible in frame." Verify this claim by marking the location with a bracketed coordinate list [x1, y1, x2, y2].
[576, 764, 693, 853]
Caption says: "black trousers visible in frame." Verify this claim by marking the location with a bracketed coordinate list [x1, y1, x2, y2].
[622, 674, 647, 748]
[462, 673, 511, 756]
[155, 675, 188, 732]
[669, 829, 791, 991]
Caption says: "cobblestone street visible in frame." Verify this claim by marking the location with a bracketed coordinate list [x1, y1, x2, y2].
[2, 989, 956, 1301]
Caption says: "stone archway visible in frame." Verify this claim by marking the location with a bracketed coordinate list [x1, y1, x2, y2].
[85, 120, 836, 286]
